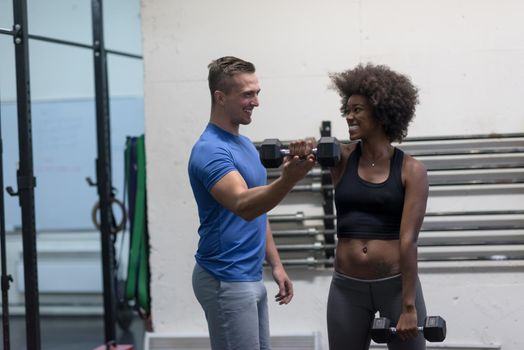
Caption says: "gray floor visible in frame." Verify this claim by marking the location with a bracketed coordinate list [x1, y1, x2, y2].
[1, 315, 145, 350]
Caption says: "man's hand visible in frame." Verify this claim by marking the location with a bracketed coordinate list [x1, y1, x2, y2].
[271, 264, 293, 305]
[281, 138, 316, 184]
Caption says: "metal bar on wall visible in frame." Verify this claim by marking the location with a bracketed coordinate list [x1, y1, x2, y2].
[320, 121, 336, 262]
[11, 0, 41, 349]
[1, 27, 143, 60]
[91, 0, 117, 343]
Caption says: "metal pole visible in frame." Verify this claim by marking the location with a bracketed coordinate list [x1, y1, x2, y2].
[10, 0, 41, 348]
[1, 90, 13, 350]
[320, 121, 336, 262]
[91, 0, 117, 343]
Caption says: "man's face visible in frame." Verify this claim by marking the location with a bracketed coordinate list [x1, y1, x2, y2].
[222, 73, 260, 126]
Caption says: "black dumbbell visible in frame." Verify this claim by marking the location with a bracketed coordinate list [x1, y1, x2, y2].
[259, 137, 341, 168]
[371, 315, 446, 343]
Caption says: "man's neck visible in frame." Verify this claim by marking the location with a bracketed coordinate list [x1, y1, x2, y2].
[209, 111, 239, 135]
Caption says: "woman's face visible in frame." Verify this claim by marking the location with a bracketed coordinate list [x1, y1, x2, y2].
[345, 94, 378, 140]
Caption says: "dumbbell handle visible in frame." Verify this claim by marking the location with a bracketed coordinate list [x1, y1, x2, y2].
[280, 148, 318, 156]
[388, 326, 424, 334]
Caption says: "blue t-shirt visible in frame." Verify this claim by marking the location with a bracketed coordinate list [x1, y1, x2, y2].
[188, 123, 267, 281]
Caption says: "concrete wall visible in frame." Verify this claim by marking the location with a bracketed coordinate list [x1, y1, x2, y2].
[141, 1, 524, 349]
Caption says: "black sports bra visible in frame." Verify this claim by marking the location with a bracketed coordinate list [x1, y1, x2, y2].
[334, 142, 405, 240]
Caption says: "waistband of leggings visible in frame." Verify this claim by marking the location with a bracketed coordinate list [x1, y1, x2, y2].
[334, 270, 401, 283]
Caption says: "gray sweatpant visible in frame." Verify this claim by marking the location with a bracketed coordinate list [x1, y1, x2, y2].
[327, 271, 427, 350]
[192, 263, 271, 350]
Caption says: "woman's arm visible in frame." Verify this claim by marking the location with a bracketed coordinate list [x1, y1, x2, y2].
[396, 155, 428, 341]
[330, 142, 355, 186]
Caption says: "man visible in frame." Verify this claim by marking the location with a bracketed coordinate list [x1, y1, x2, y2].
[188, 56, 315, 350]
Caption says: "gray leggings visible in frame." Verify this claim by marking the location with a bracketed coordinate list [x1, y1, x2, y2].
[327, 271, 427, 350]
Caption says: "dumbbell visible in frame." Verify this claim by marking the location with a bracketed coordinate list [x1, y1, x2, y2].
[371, 315, 446, 343]
[259, 137, 341, 168]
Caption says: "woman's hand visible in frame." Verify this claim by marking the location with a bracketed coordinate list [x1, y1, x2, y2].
[395, 306, 419, 341]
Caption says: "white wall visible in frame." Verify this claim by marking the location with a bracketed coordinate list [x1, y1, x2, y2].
[141, 1, 524, 349]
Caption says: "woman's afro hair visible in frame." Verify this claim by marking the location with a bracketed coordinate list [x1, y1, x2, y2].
[330, 63, 419, 142]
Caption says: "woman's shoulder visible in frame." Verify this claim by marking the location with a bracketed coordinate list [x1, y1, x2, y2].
[331, 142, 358, 185]
[400, 151, 428, 181]
[341, 141, 358, 157]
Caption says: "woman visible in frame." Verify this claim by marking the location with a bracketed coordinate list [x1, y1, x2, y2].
[327, 63, 428, 350]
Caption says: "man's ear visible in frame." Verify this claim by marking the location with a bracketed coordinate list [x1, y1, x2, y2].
[214, 90, 225, 106]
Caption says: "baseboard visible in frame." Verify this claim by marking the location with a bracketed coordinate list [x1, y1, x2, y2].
[144, 332, 321, 350]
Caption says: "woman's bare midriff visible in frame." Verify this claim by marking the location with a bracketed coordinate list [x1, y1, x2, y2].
[335, 237, 401, 279]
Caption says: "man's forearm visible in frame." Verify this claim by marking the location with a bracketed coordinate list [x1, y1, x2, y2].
[235, 177, 296, 221]
[265, 222, 283, 268]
